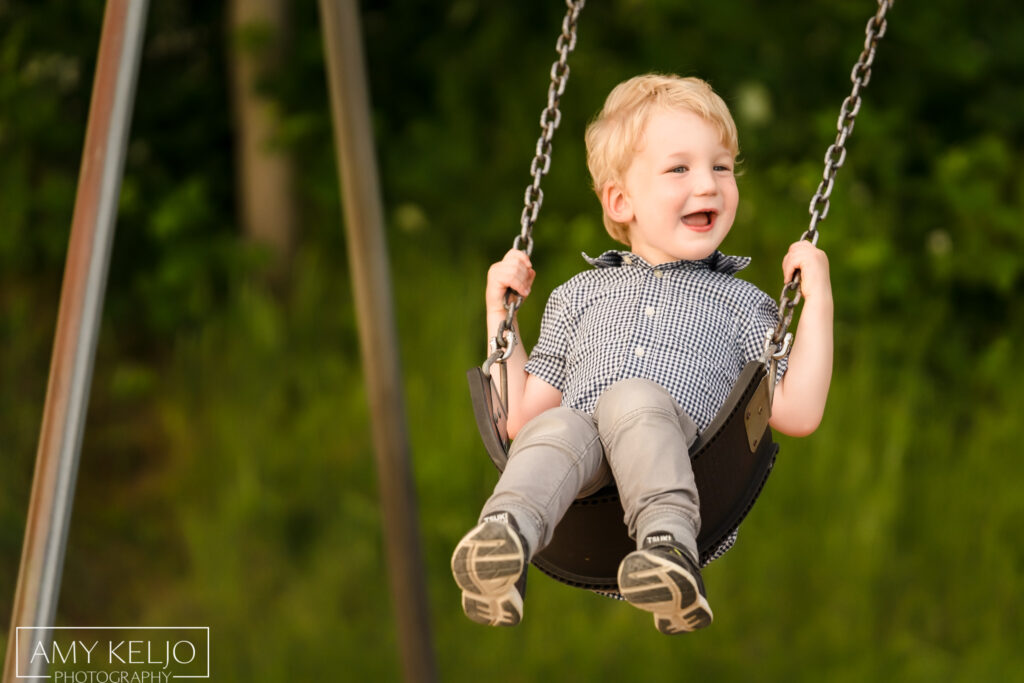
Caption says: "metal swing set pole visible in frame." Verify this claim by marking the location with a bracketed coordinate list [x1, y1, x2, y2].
[317, 2, 438, 682]
[2, 2, 148, 681]
[5, 2, 436, 681]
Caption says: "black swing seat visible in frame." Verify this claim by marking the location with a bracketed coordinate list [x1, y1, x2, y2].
[466, 360, 779, 593]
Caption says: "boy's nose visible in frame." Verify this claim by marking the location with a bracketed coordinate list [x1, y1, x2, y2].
[692, 168, 719, 195]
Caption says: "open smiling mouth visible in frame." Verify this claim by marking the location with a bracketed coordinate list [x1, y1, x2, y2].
[682, 211, 714, 228]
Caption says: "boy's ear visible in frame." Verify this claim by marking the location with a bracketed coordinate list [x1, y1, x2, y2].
[601, 181, 634, 224]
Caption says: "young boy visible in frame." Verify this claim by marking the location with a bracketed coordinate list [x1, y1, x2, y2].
[452, 74, 833, 634]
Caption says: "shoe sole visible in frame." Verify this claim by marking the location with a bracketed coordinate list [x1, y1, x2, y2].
[617, 549, 713, 634]
[451, 521, 525, 626]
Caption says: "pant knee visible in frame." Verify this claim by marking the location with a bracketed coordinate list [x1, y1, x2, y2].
[593, 377, 698, 451]
[593, 377, 676, 425]
[508, 406, 597, 463]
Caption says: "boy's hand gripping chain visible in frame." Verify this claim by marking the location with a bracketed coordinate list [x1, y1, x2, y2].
[484, 0, 586, 407]
[762, 0, 893, 400]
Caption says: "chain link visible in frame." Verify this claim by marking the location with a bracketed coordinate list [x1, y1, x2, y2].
[764, 0, 893, 366]
[516, 0, 584, 259]
[489, 0, 585, 363]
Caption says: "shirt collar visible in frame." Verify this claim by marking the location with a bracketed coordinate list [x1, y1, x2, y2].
[582, 249, 751, 275]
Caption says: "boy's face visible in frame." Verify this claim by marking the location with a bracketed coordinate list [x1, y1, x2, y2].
[606, 106, 738, 264]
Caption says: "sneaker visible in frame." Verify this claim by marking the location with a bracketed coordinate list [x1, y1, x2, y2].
[617, 532, 713, 634]
[451, 512, 528, 626]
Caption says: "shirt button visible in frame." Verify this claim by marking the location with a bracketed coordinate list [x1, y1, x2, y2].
[644, 306, 655, 318]
[653, 270, 663, 279]
[634, 346, 645, 358]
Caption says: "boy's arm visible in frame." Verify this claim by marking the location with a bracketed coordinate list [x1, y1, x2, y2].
[486, 249, 563, 439]
[768, 241, 834, 437]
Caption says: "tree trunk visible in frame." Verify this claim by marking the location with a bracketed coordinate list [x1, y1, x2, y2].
[227, 0, 295, 275]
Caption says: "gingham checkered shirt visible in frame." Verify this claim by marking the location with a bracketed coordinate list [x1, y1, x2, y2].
[524, 249, 786, 566]
[525, 249, 785, 430]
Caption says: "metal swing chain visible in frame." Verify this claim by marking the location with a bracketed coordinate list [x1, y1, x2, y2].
[484, 0, 586, 375]
[763, 0, 893, 373]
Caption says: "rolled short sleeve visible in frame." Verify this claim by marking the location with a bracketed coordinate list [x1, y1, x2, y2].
[741, 290, 788, 383]
[524, 285, 573, 392]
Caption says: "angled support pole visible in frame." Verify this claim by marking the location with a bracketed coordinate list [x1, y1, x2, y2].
[2, 1, 148, 681]
[317, 2, 438, 682]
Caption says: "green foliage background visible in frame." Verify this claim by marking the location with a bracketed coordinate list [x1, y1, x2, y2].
[2, 1, 1022, 681]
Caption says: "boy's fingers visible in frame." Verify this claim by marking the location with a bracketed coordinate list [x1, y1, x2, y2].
[519, 268, 536, 293]
[782, 246, 806, 282]
[781, 242, 830, 298]
[494, 267, 533, 297]
[487, 252, 535, 311]
[505, 248, 532, 268]
[782, 251, 798, 281]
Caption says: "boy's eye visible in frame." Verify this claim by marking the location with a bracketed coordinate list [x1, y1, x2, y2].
[670, 166, 688, 173]
[714, 165, 733, 173]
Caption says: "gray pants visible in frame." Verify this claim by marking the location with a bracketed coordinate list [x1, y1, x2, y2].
[481, 377, 701, 562]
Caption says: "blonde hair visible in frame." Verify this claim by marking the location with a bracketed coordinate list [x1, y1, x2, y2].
[585, 74, 739, 245]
